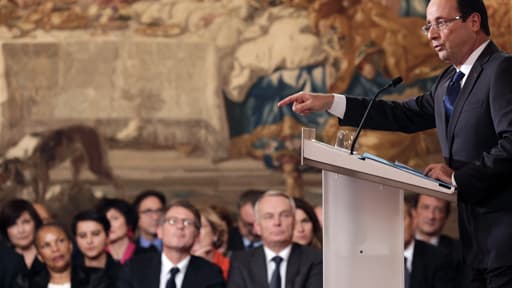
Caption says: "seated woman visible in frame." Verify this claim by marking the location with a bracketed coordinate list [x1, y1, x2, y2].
[292, 198, 323, 249]
[27, 224, 76, 288]
[95, 198, 138, 264]
[71, 209, 121, 287]
[0, 198, 45, 278]
[191, 207, 230, 279]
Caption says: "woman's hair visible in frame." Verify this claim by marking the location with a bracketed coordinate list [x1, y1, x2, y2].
[201, 207, 228, 249]
[95, 198, 138, 231]
[71, 209, 111, 236]
[293, 197, 323, 249]
[0, 198, 43, 244]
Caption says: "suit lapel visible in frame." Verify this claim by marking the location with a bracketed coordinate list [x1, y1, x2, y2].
[285, 244, 300, 288]
[147, 254, 162, 288]
[182, 256, 197, 288]
[446, 42, 498, 148]
[251, 247, 270, 288]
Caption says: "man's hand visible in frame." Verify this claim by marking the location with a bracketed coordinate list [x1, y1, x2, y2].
[277, 92, 334, 116]
[423, 163, 454, 184]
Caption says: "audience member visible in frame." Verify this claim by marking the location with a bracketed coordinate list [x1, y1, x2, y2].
[0, 238, 26, 287]
[0, 198, 46, 278]
[22, 224, 77, 287]
[411, 194, 465, 287]
[404, 200, 455, 288]
[192, 207, 230, 279]
[132, 190, 166, 253]
[96, 198, 138, 264]
[118, 200, 226, 288]
[292, 198, 322, 249]
[228, 191, 322, 288]
[72, 209, 121, 287]
[313, 205, 323, 228]
[227, 190, 264, 252]
[32, 202, 53, 224]
[209, 204, 235, 255]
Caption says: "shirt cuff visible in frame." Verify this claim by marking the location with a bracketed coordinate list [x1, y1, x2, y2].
[451, 172, 457, 187]
[327, 94, 347, 119]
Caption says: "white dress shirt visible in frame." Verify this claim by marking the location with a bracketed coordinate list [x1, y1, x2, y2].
[263, 245, 292, 288]
[159, 254, 191, 288]
[404, 240, 415, 273]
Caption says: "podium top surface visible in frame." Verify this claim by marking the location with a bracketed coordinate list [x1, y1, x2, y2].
[301, 128, 456, 202]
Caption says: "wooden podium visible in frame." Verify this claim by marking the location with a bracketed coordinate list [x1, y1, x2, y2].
[300, 128, 455, 288]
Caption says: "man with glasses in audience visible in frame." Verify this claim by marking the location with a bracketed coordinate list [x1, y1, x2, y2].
[132, 190, 166, 253]
[228, 190, 264, 252]
[278, 0, 512, 285]
[227, 191, 322, 288]
[118, 200, 225, 288]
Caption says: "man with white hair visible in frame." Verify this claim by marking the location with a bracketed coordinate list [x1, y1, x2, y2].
[227, 190, 322, 288]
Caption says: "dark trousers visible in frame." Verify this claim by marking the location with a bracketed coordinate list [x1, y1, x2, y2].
[470, 266, 512, 288]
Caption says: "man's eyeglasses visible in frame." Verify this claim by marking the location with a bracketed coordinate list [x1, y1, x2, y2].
[162, 217, 196, 228]
[421, 16, 462, 35]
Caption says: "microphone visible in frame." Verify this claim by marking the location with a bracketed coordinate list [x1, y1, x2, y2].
[349, 76, 403, 155]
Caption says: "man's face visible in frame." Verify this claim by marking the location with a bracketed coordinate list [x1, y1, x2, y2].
[239, 203, 259, 241]
[255, 196, 294, 248]
[413, 195, 448, 237]
[426, 0, 479, 66]
[137, 196, 164, 238]
[158, 206, 199, 253]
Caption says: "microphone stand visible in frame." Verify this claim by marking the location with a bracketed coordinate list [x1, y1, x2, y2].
[350, 77, 403, 155]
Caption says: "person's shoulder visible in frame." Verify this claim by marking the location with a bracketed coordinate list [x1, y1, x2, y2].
[190, 255, 223, 272]
[292, 243, 322, 260]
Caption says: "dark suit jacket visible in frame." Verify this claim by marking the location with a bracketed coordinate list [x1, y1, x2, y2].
[410, 240, 456, 288]
[227, 243, 322, 288]
[117, 253, 225, 288]
[227, 227, 245, 252]
[0, 240, 26, 288]
[342, 41, 512, 268]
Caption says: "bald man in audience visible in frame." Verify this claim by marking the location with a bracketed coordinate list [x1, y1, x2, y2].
[227, 191, 322, 288]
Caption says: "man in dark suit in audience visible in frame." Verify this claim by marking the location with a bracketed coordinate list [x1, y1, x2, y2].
[227, 190, 322, 288]
[411, 194, 467, 287]
[404, 200, 455, 288]
[118, 200, 225, 288]
[227, 189, 264, 252]
[0, 238, 26, 287]
[132, 190, 167, 254]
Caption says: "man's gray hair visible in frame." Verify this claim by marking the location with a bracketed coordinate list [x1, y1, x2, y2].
[254, 190, 296, 222]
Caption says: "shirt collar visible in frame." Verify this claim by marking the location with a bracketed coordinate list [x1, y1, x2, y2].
[140, 236, 163, 251]
[415, 232, 439, 246]
[161, 253, 191, 277]
[263, 244, 292, 264]
[404, 240, 415, 272]
[457, 40, 490, 85]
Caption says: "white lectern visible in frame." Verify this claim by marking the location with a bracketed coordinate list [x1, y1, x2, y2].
[300, 128, 455, 288]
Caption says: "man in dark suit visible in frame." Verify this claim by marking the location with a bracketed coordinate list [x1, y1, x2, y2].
[118, 200, 225, 288]
[404, 199, 455, 288]
[227, 190, 322, 288]
[132, 190, 166, 254]
[227, 189, 264, 252]
[278, 0, 512, 285]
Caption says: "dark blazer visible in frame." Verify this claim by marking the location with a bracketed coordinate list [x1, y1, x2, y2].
[117, 253, 225, 288]
[342, 41, 512, 268]
[15, 265, 100, 288]
[227, 243, 322, 288]
[0, 240, 26, 288]
[410, 240, 456, 288]
[227, 227, 245, 252]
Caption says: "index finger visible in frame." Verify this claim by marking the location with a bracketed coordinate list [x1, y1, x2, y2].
[277, 94, 300, 107]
